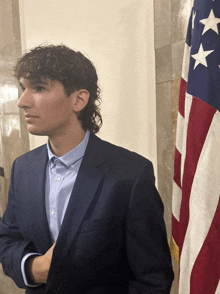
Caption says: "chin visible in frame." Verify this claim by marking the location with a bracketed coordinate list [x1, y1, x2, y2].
[28, 127, 48, 136]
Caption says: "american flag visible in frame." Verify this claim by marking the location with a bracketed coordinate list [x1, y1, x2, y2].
[171, 0, 220, 293]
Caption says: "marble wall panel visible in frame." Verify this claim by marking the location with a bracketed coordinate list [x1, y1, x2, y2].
[171, 0, 192, 43]
[172, 40, 185, 80]
[0, 0, 30, 218]
[154, 0, 171, 49]
[0, 2, 28, 293]
[156, 81, 173, 240]
[155, 45, 172, 83]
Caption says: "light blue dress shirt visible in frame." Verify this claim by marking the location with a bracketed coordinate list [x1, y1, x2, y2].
[21, 130, 90, 286]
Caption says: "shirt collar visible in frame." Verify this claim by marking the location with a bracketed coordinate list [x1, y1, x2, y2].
[47, 130, 90, 168]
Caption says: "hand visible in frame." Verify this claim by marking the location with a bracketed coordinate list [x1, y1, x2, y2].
[29, 243, 56, 284]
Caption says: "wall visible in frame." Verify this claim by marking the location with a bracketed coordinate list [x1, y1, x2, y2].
[0, 1, 28, 293]
[0, 0, 29, 216]
[0, 0, 29, 217]
[18, 0, 157, 175]
[154, 0, 193, 292]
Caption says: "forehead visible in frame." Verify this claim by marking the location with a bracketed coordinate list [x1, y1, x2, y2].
[19, 77, 52, 86]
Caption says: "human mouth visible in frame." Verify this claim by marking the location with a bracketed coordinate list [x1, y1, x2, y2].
[25, 114, 39, 122]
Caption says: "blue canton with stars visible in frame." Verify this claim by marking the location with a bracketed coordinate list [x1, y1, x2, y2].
[186, 0, 220, 111]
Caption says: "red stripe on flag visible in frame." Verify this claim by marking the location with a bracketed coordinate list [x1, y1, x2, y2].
[179, 97, 216, 256]
[179, 78, 187, 117]
[172, 214, 180, 247]
[190, 196, 220, 294]
[173, 147, 182, 188]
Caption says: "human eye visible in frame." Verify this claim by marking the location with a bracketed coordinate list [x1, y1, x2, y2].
[34, 85, 46, 92]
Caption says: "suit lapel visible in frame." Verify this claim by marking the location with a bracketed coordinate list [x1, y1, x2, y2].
[21, 145, 53, 252]
[54, 134, 105, 254]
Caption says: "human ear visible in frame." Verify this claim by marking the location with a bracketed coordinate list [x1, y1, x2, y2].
[72, 89, 90, 112]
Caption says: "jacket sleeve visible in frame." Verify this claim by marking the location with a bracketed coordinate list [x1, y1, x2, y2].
[126, 162, 174, 294]
[0, 160, 36, 289]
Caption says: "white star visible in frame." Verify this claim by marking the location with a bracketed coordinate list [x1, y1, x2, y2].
[192, 11, 196, 30]
[200, 9, 220, 35]
[191, 44, 214, 69]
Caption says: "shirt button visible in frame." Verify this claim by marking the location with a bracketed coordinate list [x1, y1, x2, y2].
[71, 164, 73, 168]
[57, 177, 61, 181]
[51, 211, 55, 216]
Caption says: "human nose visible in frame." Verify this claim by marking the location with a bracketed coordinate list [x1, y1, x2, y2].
[17, 89, 33, 109]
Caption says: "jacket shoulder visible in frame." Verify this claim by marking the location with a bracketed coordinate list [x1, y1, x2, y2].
[14, 144, 47, 166]
[93, 135, 153, 171]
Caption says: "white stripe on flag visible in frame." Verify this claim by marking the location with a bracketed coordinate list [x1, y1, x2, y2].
[182, 43, 191, 82]
[180, 94, 193, 187]
[215, 279, 220, 294]
[179, 110, 220, 294]
[175, 111, 184, 154]
[172, 180, 182, 221]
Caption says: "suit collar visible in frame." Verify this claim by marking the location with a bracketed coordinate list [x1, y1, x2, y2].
[82, 133, 107, 167]
[46, 130, 90, 168]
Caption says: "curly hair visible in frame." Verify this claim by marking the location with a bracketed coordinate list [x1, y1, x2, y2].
[14, 44, 102, 133]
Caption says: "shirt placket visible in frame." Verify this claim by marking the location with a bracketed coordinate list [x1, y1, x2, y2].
[49, 158, 66, 241]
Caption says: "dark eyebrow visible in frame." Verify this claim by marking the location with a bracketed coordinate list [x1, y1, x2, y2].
[19, 79, 49, 88]
[29, 80, 49, 86]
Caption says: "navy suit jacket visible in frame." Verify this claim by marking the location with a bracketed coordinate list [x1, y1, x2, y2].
[0, 134, 174, 294]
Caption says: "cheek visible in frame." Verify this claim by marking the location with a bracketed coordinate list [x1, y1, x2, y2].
[45, 104, 73, 122]
[37, 95, 73, 119]
[53, 98, 73, 112]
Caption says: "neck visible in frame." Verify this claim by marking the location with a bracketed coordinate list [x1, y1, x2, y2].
[49, 127, 86, 157]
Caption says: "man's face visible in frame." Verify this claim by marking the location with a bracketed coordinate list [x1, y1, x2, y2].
[18, 78, 78, 137]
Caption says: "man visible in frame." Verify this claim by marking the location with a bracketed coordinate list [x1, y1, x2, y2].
[0, 45, 174, 294]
